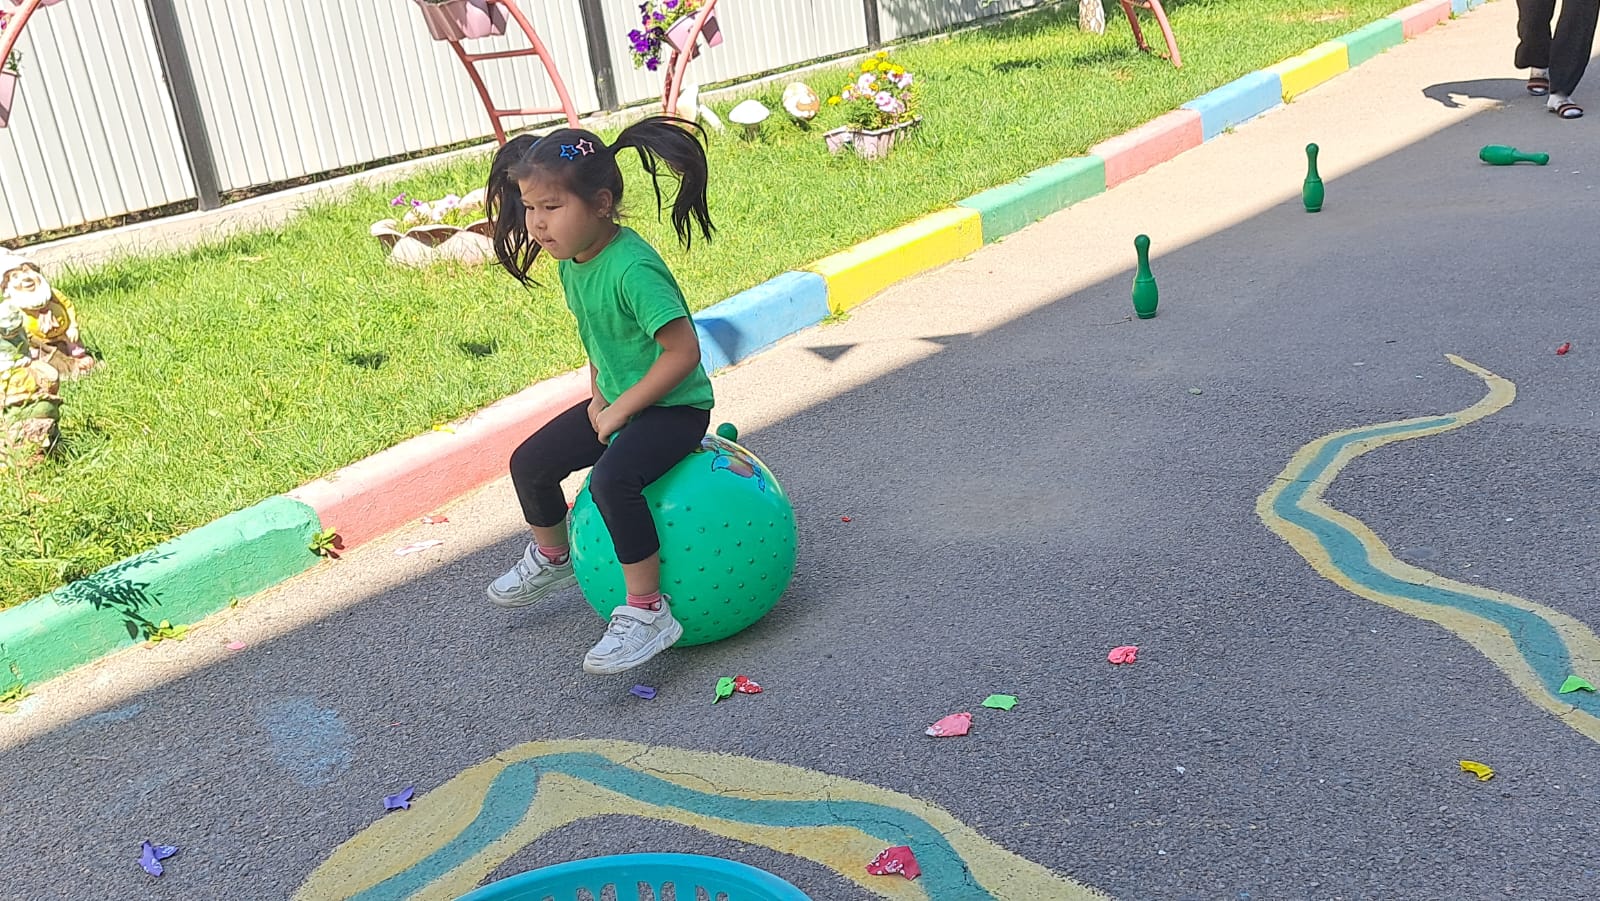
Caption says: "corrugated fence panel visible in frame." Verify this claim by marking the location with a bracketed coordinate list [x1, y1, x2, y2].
[0, 0, 194, 243]
[879, 0, 1049, 42]
[602, 0, 867, 109]
[169, 0, 601, 193]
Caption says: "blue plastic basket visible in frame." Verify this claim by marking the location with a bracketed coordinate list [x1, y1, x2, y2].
[455, 853, 813, 901]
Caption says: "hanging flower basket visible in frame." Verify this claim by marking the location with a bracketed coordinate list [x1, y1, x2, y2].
[410, 0, 508, 42]
[371, 188, 496, 267]
[0, 71, 17, 129]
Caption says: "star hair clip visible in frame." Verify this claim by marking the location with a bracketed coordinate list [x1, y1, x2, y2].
[560, 138, 597, 160]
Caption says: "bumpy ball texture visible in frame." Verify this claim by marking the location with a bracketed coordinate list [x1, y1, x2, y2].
[569, 425, 798, 646]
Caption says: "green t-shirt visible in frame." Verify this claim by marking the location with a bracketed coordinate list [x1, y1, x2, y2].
[559, 227, 714, 411]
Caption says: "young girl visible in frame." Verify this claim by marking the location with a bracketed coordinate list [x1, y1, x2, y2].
[482, 116, 716, 675]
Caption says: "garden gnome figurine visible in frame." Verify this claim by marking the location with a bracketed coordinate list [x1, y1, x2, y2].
[1080, 0, 1107, 34]
[0, 251, 95, 376]
[1, 291, 62, 464]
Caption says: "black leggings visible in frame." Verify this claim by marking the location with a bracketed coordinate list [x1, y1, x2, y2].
[509, 400, 710, 565]
[1516, 0, 1600, 96]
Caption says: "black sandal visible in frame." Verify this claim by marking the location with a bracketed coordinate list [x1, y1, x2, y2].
[1528, 75, 1551, 96]
[1551, 101, 1584, 119]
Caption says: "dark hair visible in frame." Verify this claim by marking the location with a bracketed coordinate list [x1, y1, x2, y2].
[485, 116, 715, 283]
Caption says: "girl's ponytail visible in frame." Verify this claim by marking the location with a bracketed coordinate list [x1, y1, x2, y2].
[611, 116, 716, 250]
[486, 133, 542, 283]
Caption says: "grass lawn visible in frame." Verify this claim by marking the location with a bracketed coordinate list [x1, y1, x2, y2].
[2, 0, 1417, 607]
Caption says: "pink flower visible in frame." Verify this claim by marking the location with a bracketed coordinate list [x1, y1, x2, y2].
[874, 91, 897, 112]
[856, 73, 876, 93]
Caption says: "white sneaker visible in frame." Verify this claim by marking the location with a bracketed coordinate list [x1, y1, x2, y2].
[486, 543, 577, 608]
[582, 599, 683, 675]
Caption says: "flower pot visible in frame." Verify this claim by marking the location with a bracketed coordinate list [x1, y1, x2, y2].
[825, 117, 921, 161]
[411, 0, 507, 42]
[823, 126, 854, 155]
[371, 218, 496, 268]
[0, 71, 17, 129]
[664, 8, 723, 55]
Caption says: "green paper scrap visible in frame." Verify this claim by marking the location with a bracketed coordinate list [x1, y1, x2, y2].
[1560, 675, 1596, 694]
[713, 677, 736, 704]
[982, 694, 1018, 711]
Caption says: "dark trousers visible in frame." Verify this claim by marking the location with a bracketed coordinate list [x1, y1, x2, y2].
[509, 400, 709, 565]
[1517, 0, 1600, 96]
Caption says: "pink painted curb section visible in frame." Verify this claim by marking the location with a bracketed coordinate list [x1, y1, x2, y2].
[287, 370, 589, 549]
[1391, 0, 1452, 38]
[1089, 108, 1204, 189]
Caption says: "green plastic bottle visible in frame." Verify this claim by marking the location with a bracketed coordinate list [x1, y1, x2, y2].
[1132, 234, 1158, 320]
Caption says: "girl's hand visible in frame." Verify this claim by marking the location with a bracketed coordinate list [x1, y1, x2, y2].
[588, 395, 608, 434]
[594, 405, 627, 445]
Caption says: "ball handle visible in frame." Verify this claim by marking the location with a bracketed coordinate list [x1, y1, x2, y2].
[715, 422, 739, 442]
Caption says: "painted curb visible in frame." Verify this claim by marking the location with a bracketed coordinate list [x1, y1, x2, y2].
[809, 207, 983, 313]
[694, 271, 830, 373]
[1451, 0, 1488, 15]
[1089, 108, 1204, 188]
[958, 157, 1106, 242]
[1389, 0, 1452, 38]
[1268, 41, 1352, 100]
[287, 371, 590, 549]
[0, 496, 320, 689]
[1337, 18, 1405, 67]
[1183, 71, 1285, 140]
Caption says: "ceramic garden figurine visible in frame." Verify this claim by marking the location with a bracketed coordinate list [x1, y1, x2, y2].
[0, 251, 95, 376]
[0, 289, 62, 462]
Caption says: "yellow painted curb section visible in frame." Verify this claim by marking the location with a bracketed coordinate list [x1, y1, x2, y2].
[1268, 41, 1351, 100]
[810, 207, 983, 313]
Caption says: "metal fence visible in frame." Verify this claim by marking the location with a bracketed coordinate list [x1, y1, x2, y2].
[0, 0, 1050, 244]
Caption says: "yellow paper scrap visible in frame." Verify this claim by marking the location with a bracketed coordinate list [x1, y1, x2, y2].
[1459, 760, 1494, 781]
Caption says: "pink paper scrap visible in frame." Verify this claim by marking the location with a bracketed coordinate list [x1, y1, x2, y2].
[925, 712, 972, 737]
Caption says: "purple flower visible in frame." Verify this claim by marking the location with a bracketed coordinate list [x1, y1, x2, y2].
[652, 12, 665, 22]
[666, 0, 680, 8]
[646, 57, 660, 71]
[390, 193, 408, 207]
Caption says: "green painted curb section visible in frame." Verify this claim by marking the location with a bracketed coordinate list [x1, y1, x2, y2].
[958, 156, 1107, 243]
[0, 495, 322, 689]
[1337, 18, 1404, 67]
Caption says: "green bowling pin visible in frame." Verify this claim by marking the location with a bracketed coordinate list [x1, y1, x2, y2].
[1302, 143, 1324, 213]
[1132, 234, 1158, 319]
[1479, 144, 1549, 166]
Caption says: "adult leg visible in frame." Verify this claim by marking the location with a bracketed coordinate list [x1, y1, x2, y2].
[1550, 0, 1600, 97]
[1516, 0, 1559, 72]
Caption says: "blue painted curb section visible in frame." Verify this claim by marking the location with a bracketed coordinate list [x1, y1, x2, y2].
[693, 271, 830, 373]
[1183, 71, 1285, 140]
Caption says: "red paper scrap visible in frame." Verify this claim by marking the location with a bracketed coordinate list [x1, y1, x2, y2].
[867, 845, 921, 880]
[1108, 645, 1139, 665]
[733, 675, 763, 694]
[1557, 342, 1572, 355]
[421, 515, 449, 525]
[925, 712, 972, 737]
[841, 516, 852, 523]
